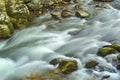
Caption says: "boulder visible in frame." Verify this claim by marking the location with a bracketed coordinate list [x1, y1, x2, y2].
[61, 10, 73, 18]
[0, 24, 11, 38]
[0, 12, 14, 38]
[103, 44, 120, 52]
[50, 58, 78, 74]
[75, 10, 89, 18]
[55, 59, 78, 74]
[85, 60, 99, 69]
[97, 47, 117, 57]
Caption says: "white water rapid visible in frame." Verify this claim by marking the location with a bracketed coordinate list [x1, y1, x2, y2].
[0, 0, 120, 80]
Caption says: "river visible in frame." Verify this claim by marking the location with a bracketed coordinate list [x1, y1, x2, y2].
[0, 0, 120, 80]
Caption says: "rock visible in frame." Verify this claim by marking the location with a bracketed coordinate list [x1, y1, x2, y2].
[49, 58, 62, 65]
[7, 4, 29, 19]
[7, 4, 29, 29]
[12, 18, 28, 29]
[97, 47, 117, 57]
[51, 12, 61, 20]
[53, 59, 78, 74]
[75, 10, 89, 18]
[0, 24, 11, 38]
[103, 44, 120, 52]
[85, 60, 99, 69]
[74, 4, 83, 10]
[0, 12, 14, 38]
[63, 0, 71, 2]
[93, 0, 113, 2]
[61, 10, 73, 18]
[101, 75, 110, 79]
[27, 0, 43, 15]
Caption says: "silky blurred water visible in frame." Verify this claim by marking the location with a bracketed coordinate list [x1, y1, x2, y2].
[0, 0, 120, 80]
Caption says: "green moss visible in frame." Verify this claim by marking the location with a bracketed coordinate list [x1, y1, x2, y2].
[103, 44, 120, 52]
[0, 24, 11, 38]
[97, 47, 117, 57]
[7, 22, 14, 33]
[56, 59, 78, 74]
[110, 44, 120, 52]
[12, 18, 28, 29]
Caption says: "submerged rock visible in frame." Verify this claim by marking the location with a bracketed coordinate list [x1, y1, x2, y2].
[101, 75, 110, 80]
[85, 60, 99, 69]
[97, 47, 117, 57]
[116, 63, 120, 70]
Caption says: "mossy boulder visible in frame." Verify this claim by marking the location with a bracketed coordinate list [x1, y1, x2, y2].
[0, 12, 14, 38]
[0, 24, 11, 38]
[50, 58, 78, 74]
[6, 3, 30, 29]
[97, 47, 117, 57]
[85, 60, 99, 69]
[103, 44, 120, 52]
[61, 10, 73, 18]
[54, 59, 78, 74]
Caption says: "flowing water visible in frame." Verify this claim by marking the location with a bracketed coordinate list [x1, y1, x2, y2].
[1, 0, 120, 80]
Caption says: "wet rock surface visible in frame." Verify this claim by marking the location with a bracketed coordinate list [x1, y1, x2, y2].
[97, 47, 117, 57]
[50, 58, 78, 74]
[85, 60, 99, 69]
